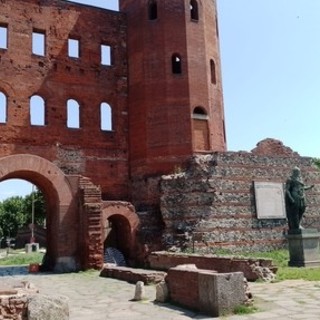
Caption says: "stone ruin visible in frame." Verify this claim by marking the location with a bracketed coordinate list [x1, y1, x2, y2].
[0, 281, 68, 320]
[160, 139, 320, 254]
[162, 264, 247, 317]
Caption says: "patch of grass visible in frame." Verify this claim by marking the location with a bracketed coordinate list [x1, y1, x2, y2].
[175, 248, 320, 281]
[233, 304, 259, 315]
[190, 248, 320, 281]
[229, 249, 288, 267]
[276, 266, 320, 281]
[0, 251, 44, 266]
[221, 249, 320, 282]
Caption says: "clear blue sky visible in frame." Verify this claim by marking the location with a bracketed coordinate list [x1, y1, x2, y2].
[218, 0, 320, 158]
[1, 0, 320, 201]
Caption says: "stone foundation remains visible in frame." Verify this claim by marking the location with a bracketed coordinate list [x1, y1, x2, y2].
[100, 265, 166, 284]
[165, 265, 246, 317]
[148, 251, 277, 281]
[0, 281, 68, 320]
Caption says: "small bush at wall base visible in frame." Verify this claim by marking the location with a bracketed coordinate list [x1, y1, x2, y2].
[233, 304, 259, 315]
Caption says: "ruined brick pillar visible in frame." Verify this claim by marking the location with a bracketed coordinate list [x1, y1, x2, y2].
[79, 177, 104, 270]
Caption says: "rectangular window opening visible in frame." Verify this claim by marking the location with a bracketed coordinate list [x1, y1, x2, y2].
[68, 38, 80, 58]
[101, 44, 111, 66]
[32, 30, 46, 56]
[0, 25, 8, 49]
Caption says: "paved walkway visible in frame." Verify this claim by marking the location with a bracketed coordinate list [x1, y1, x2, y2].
[1, 267, 320, 319]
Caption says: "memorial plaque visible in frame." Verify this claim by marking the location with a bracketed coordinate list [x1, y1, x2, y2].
[254, 181, 286, 219]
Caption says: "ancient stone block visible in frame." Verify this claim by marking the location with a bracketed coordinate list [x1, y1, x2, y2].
[287, 229, 320, 267]
[198, 272, 246, 317]
[28, 295, 69, 320]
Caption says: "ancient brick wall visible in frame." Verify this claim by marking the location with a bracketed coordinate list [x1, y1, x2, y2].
[148, 251, 275, 281]
[0, 292, 28, 320]
[0, 0, 128, 200]
[3, 0, 318, 267]
[121, 0, 226, 181]
[79, 176, 103, 270]
[160, 139, 320, 252]
[166, 266, 200, 311]
[165, 266, 246, 317]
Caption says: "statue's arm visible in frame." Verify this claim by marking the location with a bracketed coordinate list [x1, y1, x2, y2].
[304, 184, 314, 191]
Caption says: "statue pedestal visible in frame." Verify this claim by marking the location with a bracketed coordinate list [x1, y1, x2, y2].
[287, 229, 320, 267]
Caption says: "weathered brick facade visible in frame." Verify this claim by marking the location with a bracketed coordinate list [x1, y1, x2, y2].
[0, 1, 319, 271]
[0, 0, 227, 270]
[0, 0, 129, 200]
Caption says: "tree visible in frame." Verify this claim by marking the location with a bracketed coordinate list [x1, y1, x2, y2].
[314, 158, 320, 171]
[0, 196, 26, 238]
[0, 189, 46, 239]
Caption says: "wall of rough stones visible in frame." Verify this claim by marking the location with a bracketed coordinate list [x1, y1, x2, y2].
[160, 139, 320, 252]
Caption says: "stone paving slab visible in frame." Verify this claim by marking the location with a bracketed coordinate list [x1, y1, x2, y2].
[1, 267, 320, 319]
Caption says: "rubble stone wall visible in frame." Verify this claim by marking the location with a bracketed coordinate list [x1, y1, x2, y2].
[160, 140, 320, 252]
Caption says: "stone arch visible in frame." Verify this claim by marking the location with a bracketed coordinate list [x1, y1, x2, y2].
[102, 201, 139, 264]
[0, 154, 78, 272]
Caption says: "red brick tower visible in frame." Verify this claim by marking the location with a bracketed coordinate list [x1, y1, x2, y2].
[120, 0, 226, 178]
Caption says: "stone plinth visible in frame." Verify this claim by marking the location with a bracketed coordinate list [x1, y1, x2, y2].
[25, 243, 39, 253]
[287, 229, 320, 267]
[199, 272, 246, 317]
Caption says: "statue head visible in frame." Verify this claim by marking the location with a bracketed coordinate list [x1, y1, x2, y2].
[291, 167, 302, 179]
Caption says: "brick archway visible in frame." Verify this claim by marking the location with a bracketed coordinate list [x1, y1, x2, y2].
[0, 154, 78, 272]
[102, 202, 139, 263]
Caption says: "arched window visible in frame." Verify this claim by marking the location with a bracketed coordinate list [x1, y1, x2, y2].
[148, 0, 158, 20]
[100, 102, 112, 131]
[210, 59, 216, 84]
[30, 95, 45, 126]
[193, 106, 208, 118]
[190, 0, 199, 21]
[172, 54, 182, 74]
[67, 99, 80, 128]
[0, 91, 7, 123]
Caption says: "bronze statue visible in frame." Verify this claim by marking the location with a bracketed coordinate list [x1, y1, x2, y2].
[285, 167, 314, 230]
